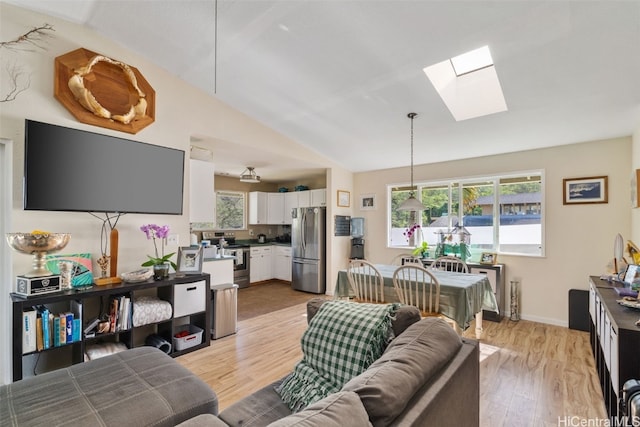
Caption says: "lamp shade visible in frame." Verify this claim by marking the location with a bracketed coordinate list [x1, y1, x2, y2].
[398, 195, 425, 211]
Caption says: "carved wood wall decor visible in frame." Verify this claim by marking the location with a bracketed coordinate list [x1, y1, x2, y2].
[54, 48, 155, 134]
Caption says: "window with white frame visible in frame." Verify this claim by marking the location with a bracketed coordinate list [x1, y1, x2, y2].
[215, 191, 246, 230]
[388, 171, 543, 257]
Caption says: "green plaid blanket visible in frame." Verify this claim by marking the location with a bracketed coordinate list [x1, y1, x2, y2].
[277, 300, 398, 412]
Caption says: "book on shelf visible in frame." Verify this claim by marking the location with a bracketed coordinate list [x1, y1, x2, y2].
[37, 306, 50, 349]
[53, 316, 61, 347]
[36, 316, 43, 351]
[22, 309, 37, 354]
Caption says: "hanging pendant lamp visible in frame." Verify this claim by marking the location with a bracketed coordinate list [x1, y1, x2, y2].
[398, 112, 426, 211]
[240, 166, 261, 183]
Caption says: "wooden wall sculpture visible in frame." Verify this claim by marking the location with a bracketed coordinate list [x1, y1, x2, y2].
[54, 48, 155, 134]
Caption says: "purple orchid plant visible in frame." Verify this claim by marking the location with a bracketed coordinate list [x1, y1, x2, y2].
[140, 224, 177, 270]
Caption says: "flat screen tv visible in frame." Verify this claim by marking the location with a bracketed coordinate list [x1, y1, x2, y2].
[24, 119, 185, 215]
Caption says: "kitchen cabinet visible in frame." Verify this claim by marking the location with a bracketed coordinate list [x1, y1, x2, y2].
[249, 191, 268, 224]
[250, 246, 272, 283]
[267, 193, 286, 224]
[297, 191, 311, 208]
[310, 189, 326, 207]
[189, 159, 215, 223]
[273, 246, 292, 281]
[284, 192, 297, 224]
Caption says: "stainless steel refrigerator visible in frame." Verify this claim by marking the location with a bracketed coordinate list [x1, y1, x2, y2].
[292, 206, 326, 294]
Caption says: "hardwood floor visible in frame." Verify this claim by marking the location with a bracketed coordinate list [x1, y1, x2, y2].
[177, 284, 607, 425]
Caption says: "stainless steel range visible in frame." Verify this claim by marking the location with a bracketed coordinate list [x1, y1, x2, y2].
[201, 232, 250, 288]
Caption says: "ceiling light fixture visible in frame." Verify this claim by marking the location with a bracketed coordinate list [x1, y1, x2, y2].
[240, 166, 261, 183]
[398, 113, 426, 211]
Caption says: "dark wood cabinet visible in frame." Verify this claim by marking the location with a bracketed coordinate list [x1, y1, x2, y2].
[589, 276, 640, 419]
[11, 273, 210, 382]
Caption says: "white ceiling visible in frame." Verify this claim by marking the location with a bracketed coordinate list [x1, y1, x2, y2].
[7, 0, 640, 182]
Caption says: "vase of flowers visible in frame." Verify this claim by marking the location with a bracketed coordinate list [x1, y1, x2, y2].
[140, 224, 177, 280]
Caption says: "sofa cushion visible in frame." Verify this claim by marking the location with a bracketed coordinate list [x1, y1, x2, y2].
[268, 391, 372, 427]
[218, 379, 292, 427]
[306, 298, 420, 337]
[176, 413, 229, 427]
[342, 317, 463, 427]
[277, 300, 398, 412]
[0, 347, 218, 427]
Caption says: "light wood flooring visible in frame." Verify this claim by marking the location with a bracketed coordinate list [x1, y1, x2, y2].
[177, 282, 607, 426]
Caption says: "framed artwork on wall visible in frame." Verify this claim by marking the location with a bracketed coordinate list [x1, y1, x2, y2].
[337, 190, 350, 207]
[562, 176, 608, 205]
[360, 193, 376, 210]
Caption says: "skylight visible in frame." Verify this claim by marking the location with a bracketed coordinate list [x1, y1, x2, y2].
[450, 46, 493, 76]
[423, 45, 507, 121]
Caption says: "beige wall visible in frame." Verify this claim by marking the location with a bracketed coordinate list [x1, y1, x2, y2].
[354, 137, 632, 325]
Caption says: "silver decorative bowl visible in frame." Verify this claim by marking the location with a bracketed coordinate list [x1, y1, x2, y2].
[6, 232, 71, 277]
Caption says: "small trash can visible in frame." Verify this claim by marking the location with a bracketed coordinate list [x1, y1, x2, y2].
[211, 283, 238, 339]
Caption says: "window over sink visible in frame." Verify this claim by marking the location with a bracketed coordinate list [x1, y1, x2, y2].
[216, 191, 246, 230]
[388, 170, 544, 257]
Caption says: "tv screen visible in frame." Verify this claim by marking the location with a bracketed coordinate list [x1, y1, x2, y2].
[24, 119, 185, 215]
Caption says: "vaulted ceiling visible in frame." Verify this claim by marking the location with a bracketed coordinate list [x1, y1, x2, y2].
[7, 0, 640, 181]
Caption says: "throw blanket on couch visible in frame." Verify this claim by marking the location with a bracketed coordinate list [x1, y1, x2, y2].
[277, 300, 399, 412]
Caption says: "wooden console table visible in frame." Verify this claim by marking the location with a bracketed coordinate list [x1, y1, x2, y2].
[11, 273, 210, 381]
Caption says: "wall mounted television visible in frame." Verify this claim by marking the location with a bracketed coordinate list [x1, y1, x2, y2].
[24, 119, 185, 215]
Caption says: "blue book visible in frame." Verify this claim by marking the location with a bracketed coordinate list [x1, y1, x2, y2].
[53, 317, 60, 347]
[65, 313, 73, 343]
[72, 319, 81, 342]
[40, 307, 50, 349]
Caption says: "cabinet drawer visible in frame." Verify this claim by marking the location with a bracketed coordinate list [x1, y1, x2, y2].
[174, 280, 206, 317]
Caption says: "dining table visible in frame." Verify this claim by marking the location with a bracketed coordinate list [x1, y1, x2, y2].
[335, 263, 498, 338]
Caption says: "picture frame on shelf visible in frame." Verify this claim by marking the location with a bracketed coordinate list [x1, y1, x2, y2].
[177, 246, 203, 274]
[562, 176, 608, 205]
[337, 190, 350, 207]
[360, 193, 376, 210]
[480, 252, 497, 265]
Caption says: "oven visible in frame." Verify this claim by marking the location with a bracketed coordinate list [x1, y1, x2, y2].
[226, 245, 250, 289]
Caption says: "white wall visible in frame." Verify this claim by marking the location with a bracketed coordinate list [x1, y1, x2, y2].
[354, 137, 632, 326]
[0, 3, 352, 383]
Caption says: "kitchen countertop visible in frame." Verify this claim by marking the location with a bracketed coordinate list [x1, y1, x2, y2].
[248, 242, 291, 247]
[203, 255, 235, 262]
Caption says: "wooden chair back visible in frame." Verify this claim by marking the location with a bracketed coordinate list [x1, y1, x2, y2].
[347, 259, 385, 303]
[430, 256, 469, 273]
[392, 264, 440, 315]
[390, 253, 423, 266]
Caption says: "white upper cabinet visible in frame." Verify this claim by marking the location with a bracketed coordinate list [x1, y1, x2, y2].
[267, 193, 285, 224]
[297, 191, 311, 208]
[189, 159, 215, 223]
[249, 191, 268, 224]
[310, 189, 326, 207]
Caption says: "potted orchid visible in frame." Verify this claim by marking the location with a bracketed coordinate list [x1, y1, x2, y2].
[140, 224, 177, 279]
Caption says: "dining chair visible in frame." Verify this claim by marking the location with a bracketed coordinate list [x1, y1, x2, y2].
[392, 264, 458, 331]
[430, 256, 469, 273]
[390, 253, 423, 266]
[392, 264, 441, 316]
[347, 259, 385, 303]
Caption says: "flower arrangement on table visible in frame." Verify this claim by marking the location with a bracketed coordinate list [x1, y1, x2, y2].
[140, 224, 177, 271]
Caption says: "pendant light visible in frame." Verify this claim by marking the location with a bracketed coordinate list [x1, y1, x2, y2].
[240, 166, 261, 183]
[398, 112, 426, 211]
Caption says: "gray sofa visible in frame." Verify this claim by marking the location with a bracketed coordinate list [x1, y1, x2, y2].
[1, 299, 479, 427]
[213, 299, 480, 427]
[0, 346, 218, 427]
